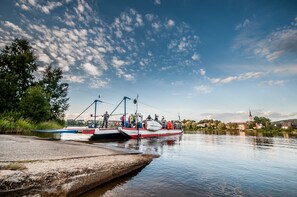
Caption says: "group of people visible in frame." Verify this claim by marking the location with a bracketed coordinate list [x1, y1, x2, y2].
[100, 111, 177, 130]
[145, 114, 174, 129]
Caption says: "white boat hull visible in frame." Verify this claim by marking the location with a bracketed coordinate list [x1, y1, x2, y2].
[119, 127, 183, 139]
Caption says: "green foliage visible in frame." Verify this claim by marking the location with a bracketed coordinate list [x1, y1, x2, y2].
[254, 116, 271, 128]
[0, 39, 69, 124]
[39, 65, 69, 120]
[227, 122, 238, 129]
[1, 163, 27, 170]
[0, 39, 37, 113]
[217, 122, 226, 130]
[36, 121, 63, 130]
[19, 85, 51, 123]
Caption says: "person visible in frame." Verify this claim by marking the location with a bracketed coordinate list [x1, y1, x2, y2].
[101, 111, 109, 128]
[130, 114, 135, 127]
[167, 120, 173, 130]
[147, 115, 152, 120]
[161, 116, 167, 129]
[154, 114, 159, 121]
[121, 115, 125, 127]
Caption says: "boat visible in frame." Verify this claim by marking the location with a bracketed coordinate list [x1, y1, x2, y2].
[33, 129, 77, 133]
[119, 120, 183, 139]
[82, 128, 126, 140]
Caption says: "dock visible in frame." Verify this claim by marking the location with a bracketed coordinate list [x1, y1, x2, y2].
[0, 135, 153, 196]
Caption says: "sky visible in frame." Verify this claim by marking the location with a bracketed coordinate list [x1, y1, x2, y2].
[0, 0, 297, 122]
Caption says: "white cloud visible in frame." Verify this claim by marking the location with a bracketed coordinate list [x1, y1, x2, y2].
[3, 21, 23, 32]
[210, 71, 264, 85]
[260, 80, 285, 86]
[38, 53, 52, 64]
[154, 0, 161, 5]
[145, 14, 154, 21]
[191, 53, 200, 61]
[152, 22, 161, 31]
[64, 75, 85, 83]
[82, 63, 101, 76]
[166, 19, 175, 28]
[90, 78, 109, 88]
[136, 14, 143, 26]
[123, 73, 134, 81]
[194, 85, 211, 94]
[234, 18, 297, 61]
[112, 57, 126, 68]
[235, 19, 250, 30]
[199, 68, 206, 76]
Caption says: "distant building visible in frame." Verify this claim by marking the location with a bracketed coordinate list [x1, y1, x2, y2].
[238, 122, 247, 130]
[255, 123, 262, 129]
[281, 122, 292, 129]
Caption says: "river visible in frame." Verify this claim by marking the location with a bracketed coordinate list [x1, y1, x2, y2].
[80, 133, 297, 197]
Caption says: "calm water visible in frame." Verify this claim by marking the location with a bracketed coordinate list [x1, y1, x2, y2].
[82, 133, 297, 197]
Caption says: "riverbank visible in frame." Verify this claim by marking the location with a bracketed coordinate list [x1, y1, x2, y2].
[0, 135, 154, 196]
[184, 128, 297, 137]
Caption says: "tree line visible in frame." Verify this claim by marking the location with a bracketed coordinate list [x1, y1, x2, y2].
[183, 116, 273, 131]
[0, 39, 69, 123]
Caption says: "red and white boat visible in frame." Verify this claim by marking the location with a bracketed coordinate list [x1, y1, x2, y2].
[118, 120, 183, 139]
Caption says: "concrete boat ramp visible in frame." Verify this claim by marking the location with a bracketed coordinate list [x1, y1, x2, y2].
[0, 135, 153, 196]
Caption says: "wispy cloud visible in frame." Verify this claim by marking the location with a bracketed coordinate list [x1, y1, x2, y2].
[235, 19, 250, 30]
[233, 17, 297, 61]
[260, 80, 285, 86]
[154, 0, 161, 5]
[209, 71, 264, 85]
[1, 0, 202, 88]
[199, 68, 206, 76]
[194, 85, 211, 94]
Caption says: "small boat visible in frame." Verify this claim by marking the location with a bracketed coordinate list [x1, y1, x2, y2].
[119, 120, 183, 139]
[33, 129, 77, 133]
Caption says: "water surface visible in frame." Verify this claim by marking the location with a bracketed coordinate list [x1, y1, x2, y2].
[83, 134, 297, 196]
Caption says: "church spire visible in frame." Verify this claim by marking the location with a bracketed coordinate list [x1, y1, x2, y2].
[248, 109, 253, 122]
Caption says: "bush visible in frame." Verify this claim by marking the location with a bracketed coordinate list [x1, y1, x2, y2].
[36, 121, 63, 130]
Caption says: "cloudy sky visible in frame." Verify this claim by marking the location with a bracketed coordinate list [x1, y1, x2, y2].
[1, 0, 297, 122]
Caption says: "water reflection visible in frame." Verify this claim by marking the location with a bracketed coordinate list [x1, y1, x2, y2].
[94, 135, 182, 156]
[83, 134, 297, 197]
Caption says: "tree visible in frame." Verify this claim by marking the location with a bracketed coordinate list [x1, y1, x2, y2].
[217, 122, 226, 130]
[0, 39, 37, 112]
[253, 116, 271, 128]
[19, 86, 51, 122]
[39, 65, 69, 120]
[227, 122, 238, 129]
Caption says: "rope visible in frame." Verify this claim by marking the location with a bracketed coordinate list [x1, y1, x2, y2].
[73, 101, 94, 120]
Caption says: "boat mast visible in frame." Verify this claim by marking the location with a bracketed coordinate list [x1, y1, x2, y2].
[94, 99, 102, 128]
[124, 96, 131, 127]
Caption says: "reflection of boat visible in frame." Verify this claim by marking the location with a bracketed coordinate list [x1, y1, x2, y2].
[119, 120, 183, 139]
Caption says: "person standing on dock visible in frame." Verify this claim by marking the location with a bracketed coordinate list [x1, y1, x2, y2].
[102, 111, 110, 128]
[121, 115, 125, 127]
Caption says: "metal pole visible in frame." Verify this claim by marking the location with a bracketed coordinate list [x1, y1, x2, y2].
[124, 97, 126, 127]
[94, 99, 102, 128]
[94, 100, 97, 128]
[123, 96, 131, 128]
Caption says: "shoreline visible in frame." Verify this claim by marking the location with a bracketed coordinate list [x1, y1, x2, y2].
[0, 135, 154, 196]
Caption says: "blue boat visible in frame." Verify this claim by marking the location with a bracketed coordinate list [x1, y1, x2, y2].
[33, 129, 77, 133]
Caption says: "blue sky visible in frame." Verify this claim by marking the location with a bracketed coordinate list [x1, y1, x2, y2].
[1, 0, 297, 122]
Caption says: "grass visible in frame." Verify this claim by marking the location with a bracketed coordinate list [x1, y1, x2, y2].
[0, 116, 64, 134]
[1, 163, 27, 170]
